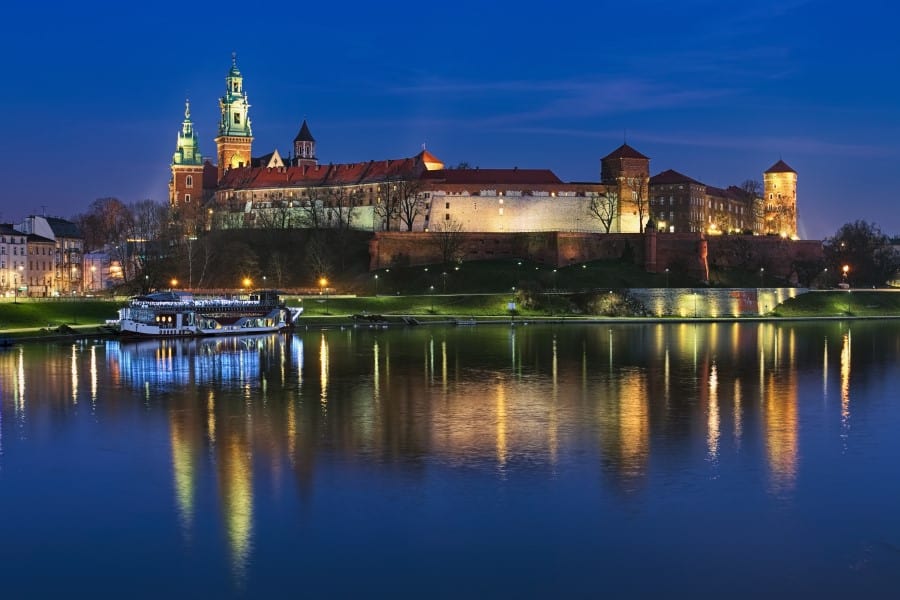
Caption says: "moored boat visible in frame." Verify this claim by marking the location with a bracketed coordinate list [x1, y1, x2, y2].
[117, 290, 302, 337]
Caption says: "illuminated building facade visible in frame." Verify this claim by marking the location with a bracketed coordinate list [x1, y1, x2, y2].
[179, 57, 795, 238]
[763, 160, 798, 238]
[649, 170, 763, 234]
[0, 224, 26, 294]
[16, 215, 84, 295]
[25, 233, 56, 296]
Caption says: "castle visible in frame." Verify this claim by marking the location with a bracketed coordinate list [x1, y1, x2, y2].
[170, 56, 799, 240]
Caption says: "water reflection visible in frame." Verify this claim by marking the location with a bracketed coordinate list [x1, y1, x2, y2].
[1, 321, 898, 586]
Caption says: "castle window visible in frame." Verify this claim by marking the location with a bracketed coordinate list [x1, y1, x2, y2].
[185, 175, 193, 187]
[184, 194, 191, 203]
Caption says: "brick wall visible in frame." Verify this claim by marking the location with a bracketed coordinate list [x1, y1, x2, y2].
[370, 231, 823, 286]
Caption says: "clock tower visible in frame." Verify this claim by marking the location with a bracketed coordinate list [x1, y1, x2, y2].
[215, 53, 254, 182]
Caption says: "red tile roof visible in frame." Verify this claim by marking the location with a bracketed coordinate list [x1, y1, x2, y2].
[602, 143, 649, 161]
[421, 168, 562, 185]
[217, 154, 428, 190]
[649, 169, 702, 186]
[765, 159, 796, 174]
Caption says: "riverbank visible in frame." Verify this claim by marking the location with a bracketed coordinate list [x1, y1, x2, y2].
[3, 290, 899, 343]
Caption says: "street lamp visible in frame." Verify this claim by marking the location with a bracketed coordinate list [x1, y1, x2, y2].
[374, 273, 379, 296]
[441, 271, 447, 293]
[842, 264, 850, 284]
[665, 267, 670, 288]
[319, 276, 329, 315]
[170, 278, 178, 290]
[759, 267, 765, 288]
[242, 277, 252, 290]
[429, 285, 435, 312]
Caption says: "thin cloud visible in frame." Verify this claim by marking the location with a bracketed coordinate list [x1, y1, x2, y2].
[635, 131, 887, 157]
[385, 77, 734, 124]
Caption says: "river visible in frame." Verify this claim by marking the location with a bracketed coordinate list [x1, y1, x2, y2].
[1, 322, 899, 597]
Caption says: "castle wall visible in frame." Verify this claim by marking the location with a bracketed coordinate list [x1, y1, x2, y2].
[370, 230, 822, 286]
[371, 232, 648, 271]
[707, 236, 822, 281]
[428, 194, 611, 233]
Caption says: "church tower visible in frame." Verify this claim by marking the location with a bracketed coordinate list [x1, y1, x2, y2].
[293, 119, 317, 166]
[763, 159, 797, 238]
[169, 99, 205, 212]
[215, 53, 253, 181]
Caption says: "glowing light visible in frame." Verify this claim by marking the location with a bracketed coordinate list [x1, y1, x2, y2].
[708, 363, 720, 462]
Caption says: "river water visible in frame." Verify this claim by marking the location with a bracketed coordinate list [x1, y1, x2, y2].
[1, 322, 899, 597]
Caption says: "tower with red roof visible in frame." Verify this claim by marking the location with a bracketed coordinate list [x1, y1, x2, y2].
[763, 159, 797, 238]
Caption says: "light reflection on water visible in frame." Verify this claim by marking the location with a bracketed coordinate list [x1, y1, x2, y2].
[1, 321, 900, 596]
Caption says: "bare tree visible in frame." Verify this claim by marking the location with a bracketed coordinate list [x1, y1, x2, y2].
[300, 188, 329, 229]
[268, 251, 290, 289]
[373, 181, 402, 231]
[588, 190, 617, 233]
[396, 180, 425, 231]
[431, 218, 465, 265]
[739, 179, 763, 233]
[627, 175, 650, 233]
[766, 203, 796, 236]
[74, 197, 131, 252]
[326, 187, 361, 231]
[305, 231, 332, 279]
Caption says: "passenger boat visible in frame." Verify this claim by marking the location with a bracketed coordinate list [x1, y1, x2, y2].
[117, 290, 302, 337]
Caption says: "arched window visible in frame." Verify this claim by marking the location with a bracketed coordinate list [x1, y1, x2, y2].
[185, 175, 193, 188]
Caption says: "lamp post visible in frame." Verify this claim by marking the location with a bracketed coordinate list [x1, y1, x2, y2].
[374, 273, 379, 296]
[242, 277, 252, 290]
[429, 285, 435, 312]
[170, 278, 178, 290]
[319, 277, 329, 315]
[759, 267, 765, 288]
[441, 271, 447, 293]
[843, 265, 851, 314]
[665, 267, 670, 288]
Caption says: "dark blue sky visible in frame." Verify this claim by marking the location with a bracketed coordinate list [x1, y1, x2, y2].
[2, 0, 897, 239]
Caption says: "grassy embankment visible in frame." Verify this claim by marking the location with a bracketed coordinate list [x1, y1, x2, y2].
[3, 258, 899, 334]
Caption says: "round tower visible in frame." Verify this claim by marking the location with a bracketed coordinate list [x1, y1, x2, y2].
[763, 160, 797, 238]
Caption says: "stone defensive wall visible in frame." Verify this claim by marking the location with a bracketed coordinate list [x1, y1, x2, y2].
[370, 232, 650, 271]
[369, 231, 822, 284]
[706, 235, 823, 279]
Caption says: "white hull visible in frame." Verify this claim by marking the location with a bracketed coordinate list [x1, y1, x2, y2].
[117, 291, 302, 338]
